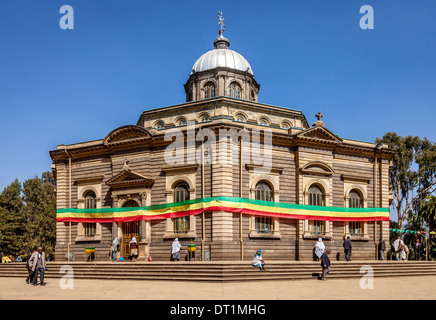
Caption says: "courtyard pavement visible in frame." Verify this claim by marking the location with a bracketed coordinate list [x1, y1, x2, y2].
[0, 275, 435, 300]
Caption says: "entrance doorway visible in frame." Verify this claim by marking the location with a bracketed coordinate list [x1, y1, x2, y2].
[121, 200, 140, 259]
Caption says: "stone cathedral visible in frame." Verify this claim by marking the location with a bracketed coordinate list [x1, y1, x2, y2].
[50, 16, 394, 262]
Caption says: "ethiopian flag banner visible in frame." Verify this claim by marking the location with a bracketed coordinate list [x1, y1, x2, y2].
[56, 197, 389, 223]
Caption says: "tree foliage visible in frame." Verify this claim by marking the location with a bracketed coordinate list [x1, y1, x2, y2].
[0, 172, 56, 258]
[376, 133, 436, 230]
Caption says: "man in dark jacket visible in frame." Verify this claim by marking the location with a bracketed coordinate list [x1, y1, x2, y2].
[343, 236, 352, 261]
[319, 249, 331, 281]
[378, 238, 386, 260]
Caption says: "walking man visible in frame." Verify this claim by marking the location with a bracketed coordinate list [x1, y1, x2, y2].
[28, 247, 47, 286]
[343, 236, 352, 261]
[319, 249, 331, 281]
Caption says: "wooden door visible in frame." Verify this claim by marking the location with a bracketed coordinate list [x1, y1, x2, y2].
[122, 221, 140, 259]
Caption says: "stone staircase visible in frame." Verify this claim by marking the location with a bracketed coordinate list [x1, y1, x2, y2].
[1, 261, 436, 282]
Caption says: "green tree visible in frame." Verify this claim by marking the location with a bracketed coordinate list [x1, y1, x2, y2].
[22, 172, 56, 257]
[420, 195, 436, 232]
[376, 133, 436, 231]
[0, 179, 25, 255]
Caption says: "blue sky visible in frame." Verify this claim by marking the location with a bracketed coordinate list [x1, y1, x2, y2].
[0, 0, 435, 192]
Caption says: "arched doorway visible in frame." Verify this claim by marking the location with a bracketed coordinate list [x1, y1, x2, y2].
[121, 200, 140, 259]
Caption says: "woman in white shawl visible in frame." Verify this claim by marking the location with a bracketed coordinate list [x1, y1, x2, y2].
[112, 237, 119, 262]
[129, 237, 138, 261]
[314, 238, 325, 261]
[393, 237, 409, 261]
[172, 238, 182, 261]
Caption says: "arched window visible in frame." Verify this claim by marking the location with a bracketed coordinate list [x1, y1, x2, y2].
[255, 182, 273, 202]
[85, 191, 96, 209]
[234, 113, 247, 122]
[176, 117, 187, 126]
[308, 185, 325, 235]
[308, 185, 324, 206]
[198, 113, 211, 122]
[349, 190, 362, 208]
[349, 190, 363, 236]
[255, 181, 273, 233]
[281, 121, 292, 130]
[123, 200, 140, 208]
[154, 121, 165, 130]
[258, 117, 270, 126]
[84, 191, 96, 238]
[173, 182, 190, 233]
[229, 82, 242, 99]
[203, 82, 216, 99]
[173, 182, 190, 203]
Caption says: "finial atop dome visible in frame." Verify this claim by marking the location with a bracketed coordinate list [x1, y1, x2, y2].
[214, 10, 230, 49]
[218, 10, 225, 37]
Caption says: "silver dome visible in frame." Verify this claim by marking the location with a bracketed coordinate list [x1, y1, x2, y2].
[191, 48, 254, 75]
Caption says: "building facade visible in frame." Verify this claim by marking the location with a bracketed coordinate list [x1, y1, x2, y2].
[50, 29, 394, 262]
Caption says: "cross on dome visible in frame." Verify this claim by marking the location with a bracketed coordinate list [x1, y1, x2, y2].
[218, 10, 225, 37]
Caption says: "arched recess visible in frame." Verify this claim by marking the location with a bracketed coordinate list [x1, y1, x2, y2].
[344, 185, 367, 208]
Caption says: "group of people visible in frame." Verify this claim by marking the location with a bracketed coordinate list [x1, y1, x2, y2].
[314, 237, 354, 262]
[392, 236, 422, 261]
[111, 237, 139, 262]
[25, 247, 47, 286]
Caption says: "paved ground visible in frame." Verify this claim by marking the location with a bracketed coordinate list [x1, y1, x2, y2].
[1, 276, 435, 300]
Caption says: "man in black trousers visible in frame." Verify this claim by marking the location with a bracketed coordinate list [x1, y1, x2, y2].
[343, 236, 352, 261]
[319, 249, 331, 281]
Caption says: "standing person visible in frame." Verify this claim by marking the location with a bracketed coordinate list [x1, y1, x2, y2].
[25, 250, 36, 284]
[314, 238, 325, 261]
[343, 236, 352, 261]
[252, 250, 265, 271]
[28, 247, 47, 286]
[319, 249, 331, 281]
[378, 238, 386, 260]
[414, 238, 421, 261]
[111, 237, 119, 262]
[129, 237, 138, 262]
[393, 236, 408, 261]
[171, 238, 182, 261]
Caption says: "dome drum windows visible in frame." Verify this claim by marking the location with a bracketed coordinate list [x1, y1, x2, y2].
[229, 82, 242, 99]
[203, 82, 216, 99]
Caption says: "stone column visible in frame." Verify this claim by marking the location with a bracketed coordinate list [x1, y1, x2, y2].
[138, 191, 149, 261]
[210, 133, 239, 260]
[111, 194, 120, 260]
